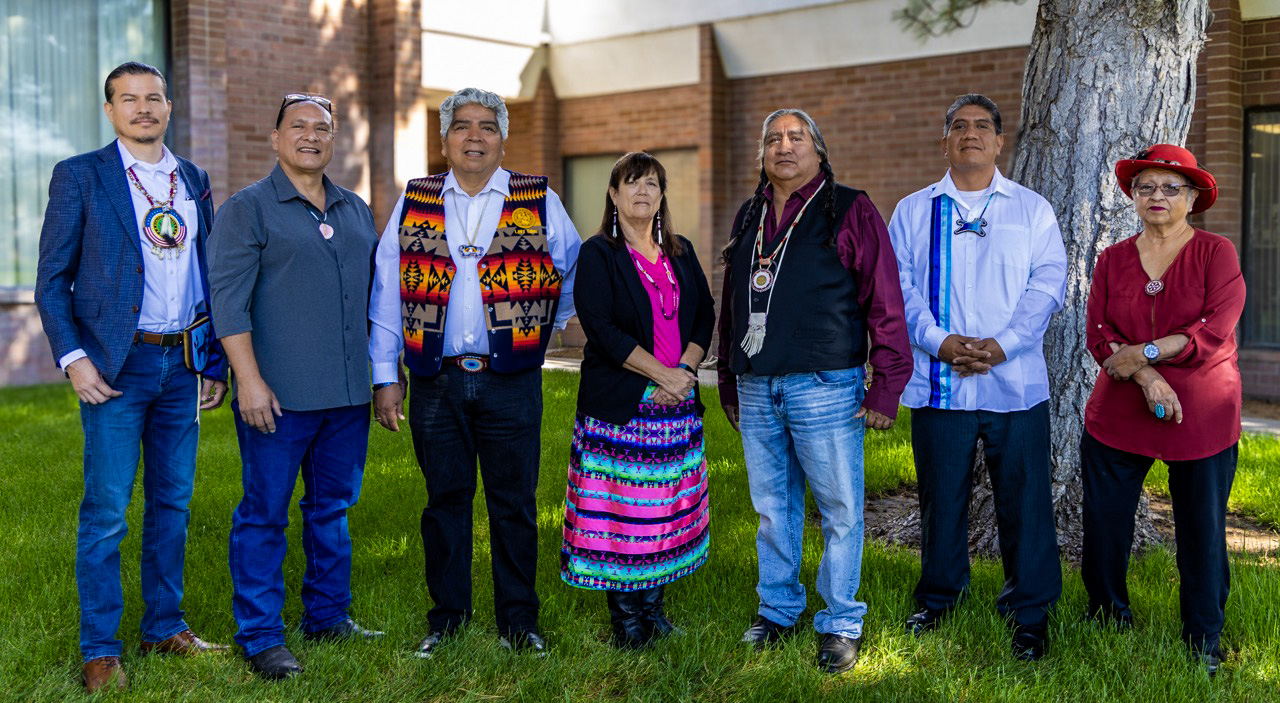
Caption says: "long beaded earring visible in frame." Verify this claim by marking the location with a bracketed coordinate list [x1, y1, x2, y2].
[655, 210, 663, 245]
[612, 205, 619, 238]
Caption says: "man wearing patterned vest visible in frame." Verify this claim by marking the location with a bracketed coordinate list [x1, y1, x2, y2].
[369, 87, 580, 658]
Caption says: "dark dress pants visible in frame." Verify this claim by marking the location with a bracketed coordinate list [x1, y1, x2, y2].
[1080, 430, 1237, 655]
[409, 365, 542, 636]
[911, 402, 1061, 627]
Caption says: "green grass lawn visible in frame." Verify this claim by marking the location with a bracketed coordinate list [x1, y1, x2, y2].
[2, 371, 1279, 702]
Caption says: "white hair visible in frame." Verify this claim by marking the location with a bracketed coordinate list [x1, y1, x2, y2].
[439, 87, 509, 140]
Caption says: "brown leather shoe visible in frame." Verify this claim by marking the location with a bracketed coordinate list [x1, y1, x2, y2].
[140, 629, 229, 656]
[82, 656, 127, 692]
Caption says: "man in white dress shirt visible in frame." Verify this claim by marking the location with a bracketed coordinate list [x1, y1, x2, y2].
[368, 87, 579, 658]
[887, 94, 1067, 661]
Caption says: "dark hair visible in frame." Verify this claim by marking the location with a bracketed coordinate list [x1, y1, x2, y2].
[721, 108, 840, 264]
[275, 94, 335, 129]
[597, 152, 684, 258]
[944, 93, 1002, 136]
[104, 61, 166, 102]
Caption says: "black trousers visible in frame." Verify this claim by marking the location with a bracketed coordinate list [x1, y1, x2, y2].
[911, 402, 1061, 627]
[1080, 430, 1237, 654]
[408, 365, 543, 636]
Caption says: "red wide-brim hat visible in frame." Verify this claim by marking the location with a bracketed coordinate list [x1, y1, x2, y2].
[1114, 143, 1217, 214]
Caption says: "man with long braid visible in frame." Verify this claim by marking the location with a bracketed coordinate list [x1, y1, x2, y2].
[716, 108, 911, 674]
[369, 87, 579, 658]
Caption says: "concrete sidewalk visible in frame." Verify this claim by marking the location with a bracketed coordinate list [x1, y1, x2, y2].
[543, 355, 1280, 437]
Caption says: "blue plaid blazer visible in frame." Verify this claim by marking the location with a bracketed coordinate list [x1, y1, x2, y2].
[34, 141, 226, 384]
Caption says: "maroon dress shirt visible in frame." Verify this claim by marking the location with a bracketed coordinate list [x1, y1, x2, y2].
[1084, 229, 1246, 461]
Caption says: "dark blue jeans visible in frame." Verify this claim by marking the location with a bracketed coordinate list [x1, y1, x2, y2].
[408, 366, 542, 636]
[228, 401, 369, 656]
[76, 342, 201, 662]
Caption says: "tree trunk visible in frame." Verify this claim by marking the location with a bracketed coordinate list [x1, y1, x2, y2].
[873, 0, 1211, 561]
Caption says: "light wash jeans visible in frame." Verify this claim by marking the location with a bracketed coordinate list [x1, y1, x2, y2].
[738, 367, 867, 638]
[77, 342, 200, 662]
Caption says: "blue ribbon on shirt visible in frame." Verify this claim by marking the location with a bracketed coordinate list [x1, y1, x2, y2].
[928, 195, 953, 409]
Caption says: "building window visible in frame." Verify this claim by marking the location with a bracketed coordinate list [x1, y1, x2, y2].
[1245, 109, 1280, 347]
[0, 0, 168, 287]
[564, 149, 699, 246]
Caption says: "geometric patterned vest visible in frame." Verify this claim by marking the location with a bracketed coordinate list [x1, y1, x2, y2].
[398, 170, 564, 376]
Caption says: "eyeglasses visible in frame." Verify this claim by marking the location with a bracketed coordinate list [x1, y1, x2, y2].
[1133, 183, 1195, 197]
[275, 93, 333, 127]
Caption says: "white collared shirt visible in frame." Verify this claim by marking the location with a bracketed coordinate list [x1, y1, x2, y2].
[58, 142, 203, 370]
[368, 168, 581, 383]
[888, 168, 1067, 412]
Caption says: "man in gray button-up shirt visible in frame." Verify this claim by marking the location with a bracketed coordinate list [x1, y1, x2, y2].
[207, 95, 382, 680]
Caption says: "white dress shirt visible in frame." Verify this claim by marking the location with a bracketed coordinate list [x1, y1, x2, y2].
[368, 168, 581, 384]
[59, 142, 203, 370]
[888, 168, 1067, 412]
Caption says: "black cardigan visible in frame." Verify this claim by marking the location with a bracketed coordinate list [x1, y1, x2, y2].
[573, 233, 716, 426]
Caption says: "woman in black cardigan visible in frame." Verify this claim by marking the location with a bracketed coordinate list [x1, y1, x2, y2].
[560, 152, 715, 648]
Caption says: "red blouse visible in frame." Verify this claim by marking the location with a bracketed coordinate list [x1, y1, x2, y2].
[1084, 229, 1246, 461]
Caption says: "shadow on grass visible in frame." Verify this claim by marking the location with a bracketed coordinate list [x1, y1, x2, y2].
[2, 372, 1279, 701]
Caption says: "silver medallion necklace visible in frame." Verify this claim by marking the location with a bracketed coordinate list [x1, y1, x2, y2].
[741, 181, 825, 358]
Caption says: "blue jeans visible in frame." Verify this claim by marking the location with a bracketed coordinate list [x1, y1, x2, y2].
[228, 402, 369, 656]
[77, 342, 201, 662]
[737, 367, 867, 638]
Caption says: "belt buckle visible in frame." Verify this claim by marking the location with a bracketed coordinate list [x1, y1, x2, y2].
[454, 354, 488, 373]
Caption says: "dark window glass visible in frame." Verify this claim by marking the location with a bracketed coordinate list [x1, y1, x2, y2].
[1245, 109, 1280, 347]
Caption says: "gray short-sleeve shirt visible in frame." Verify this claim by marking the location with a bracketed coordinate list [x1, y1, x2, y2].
[208, 164, 377, 411]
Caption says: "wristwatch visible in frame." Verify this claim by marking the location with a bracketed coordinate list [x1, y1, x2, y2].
[373, 381, 397, 391]
[678, 363, 696, 374]
[1142, 342, 1160, 362]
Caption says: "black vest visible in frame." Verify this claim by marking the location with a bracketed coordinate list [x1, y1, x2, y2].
[727, 184, 868, 376]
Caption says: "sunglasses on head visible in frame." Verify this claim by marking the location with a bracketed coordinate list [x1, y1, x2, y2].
[275, 93, 334, 127]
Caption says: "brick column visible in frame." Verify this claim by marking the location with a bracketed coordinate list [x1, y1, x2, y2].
[698, 24, 731, 291]
[169, 0, 229, 202]
[1199, 0, 1243, 246]
[368, 0, 423, 226]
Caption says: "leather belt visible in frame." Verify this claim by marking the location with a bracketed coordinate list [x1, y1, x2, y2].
[134, 330, 184, 347]
[443, 354, 489, 373]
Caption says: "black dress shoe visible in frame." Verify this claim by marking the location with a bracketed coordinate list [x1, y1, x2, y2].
[414, 630, 451, 659]
[905, 607, 950, 636]
[303, 618, 385, 642]
[500, 630, 548, 658]
[816, 633, 862, 674]
[247, 645, 303, 680]
[741, 616, 796, 649]
[1195, 651, 1221, 677]
[1083, 605, 1133, 630]
[1011, 627, 1047, 662]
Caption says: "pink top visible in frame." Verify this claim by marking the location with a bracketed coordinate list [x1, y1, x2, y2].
[1084, 229, 1246, 461]
[628, 246, 682, 367]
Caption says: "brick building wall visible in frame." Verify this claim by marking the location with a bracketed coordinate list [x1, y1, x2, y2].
[5, 2, 1277, 399]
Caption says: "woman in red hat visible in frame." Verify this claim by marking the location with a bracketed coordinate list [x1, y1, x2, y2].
[1080, 144, 1246, 675]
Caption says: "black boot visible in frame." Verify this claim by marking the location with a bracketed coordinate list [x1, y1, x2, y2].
[639, 586, 683, 638]
[606, 591, 653, 649]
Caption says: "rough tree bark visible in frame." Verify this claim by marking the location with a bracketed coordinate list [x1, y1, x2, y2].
[873, 0, 1211, 561]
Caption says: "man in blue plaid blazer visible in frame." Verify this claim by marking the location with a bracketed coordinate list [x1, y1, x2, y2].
[34, 61, 229, 693]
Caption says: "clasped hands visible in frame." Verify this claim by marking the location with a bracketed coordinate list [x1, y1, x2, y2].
[652, 365, 697, 406]
[938, 334, 1006, 377]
